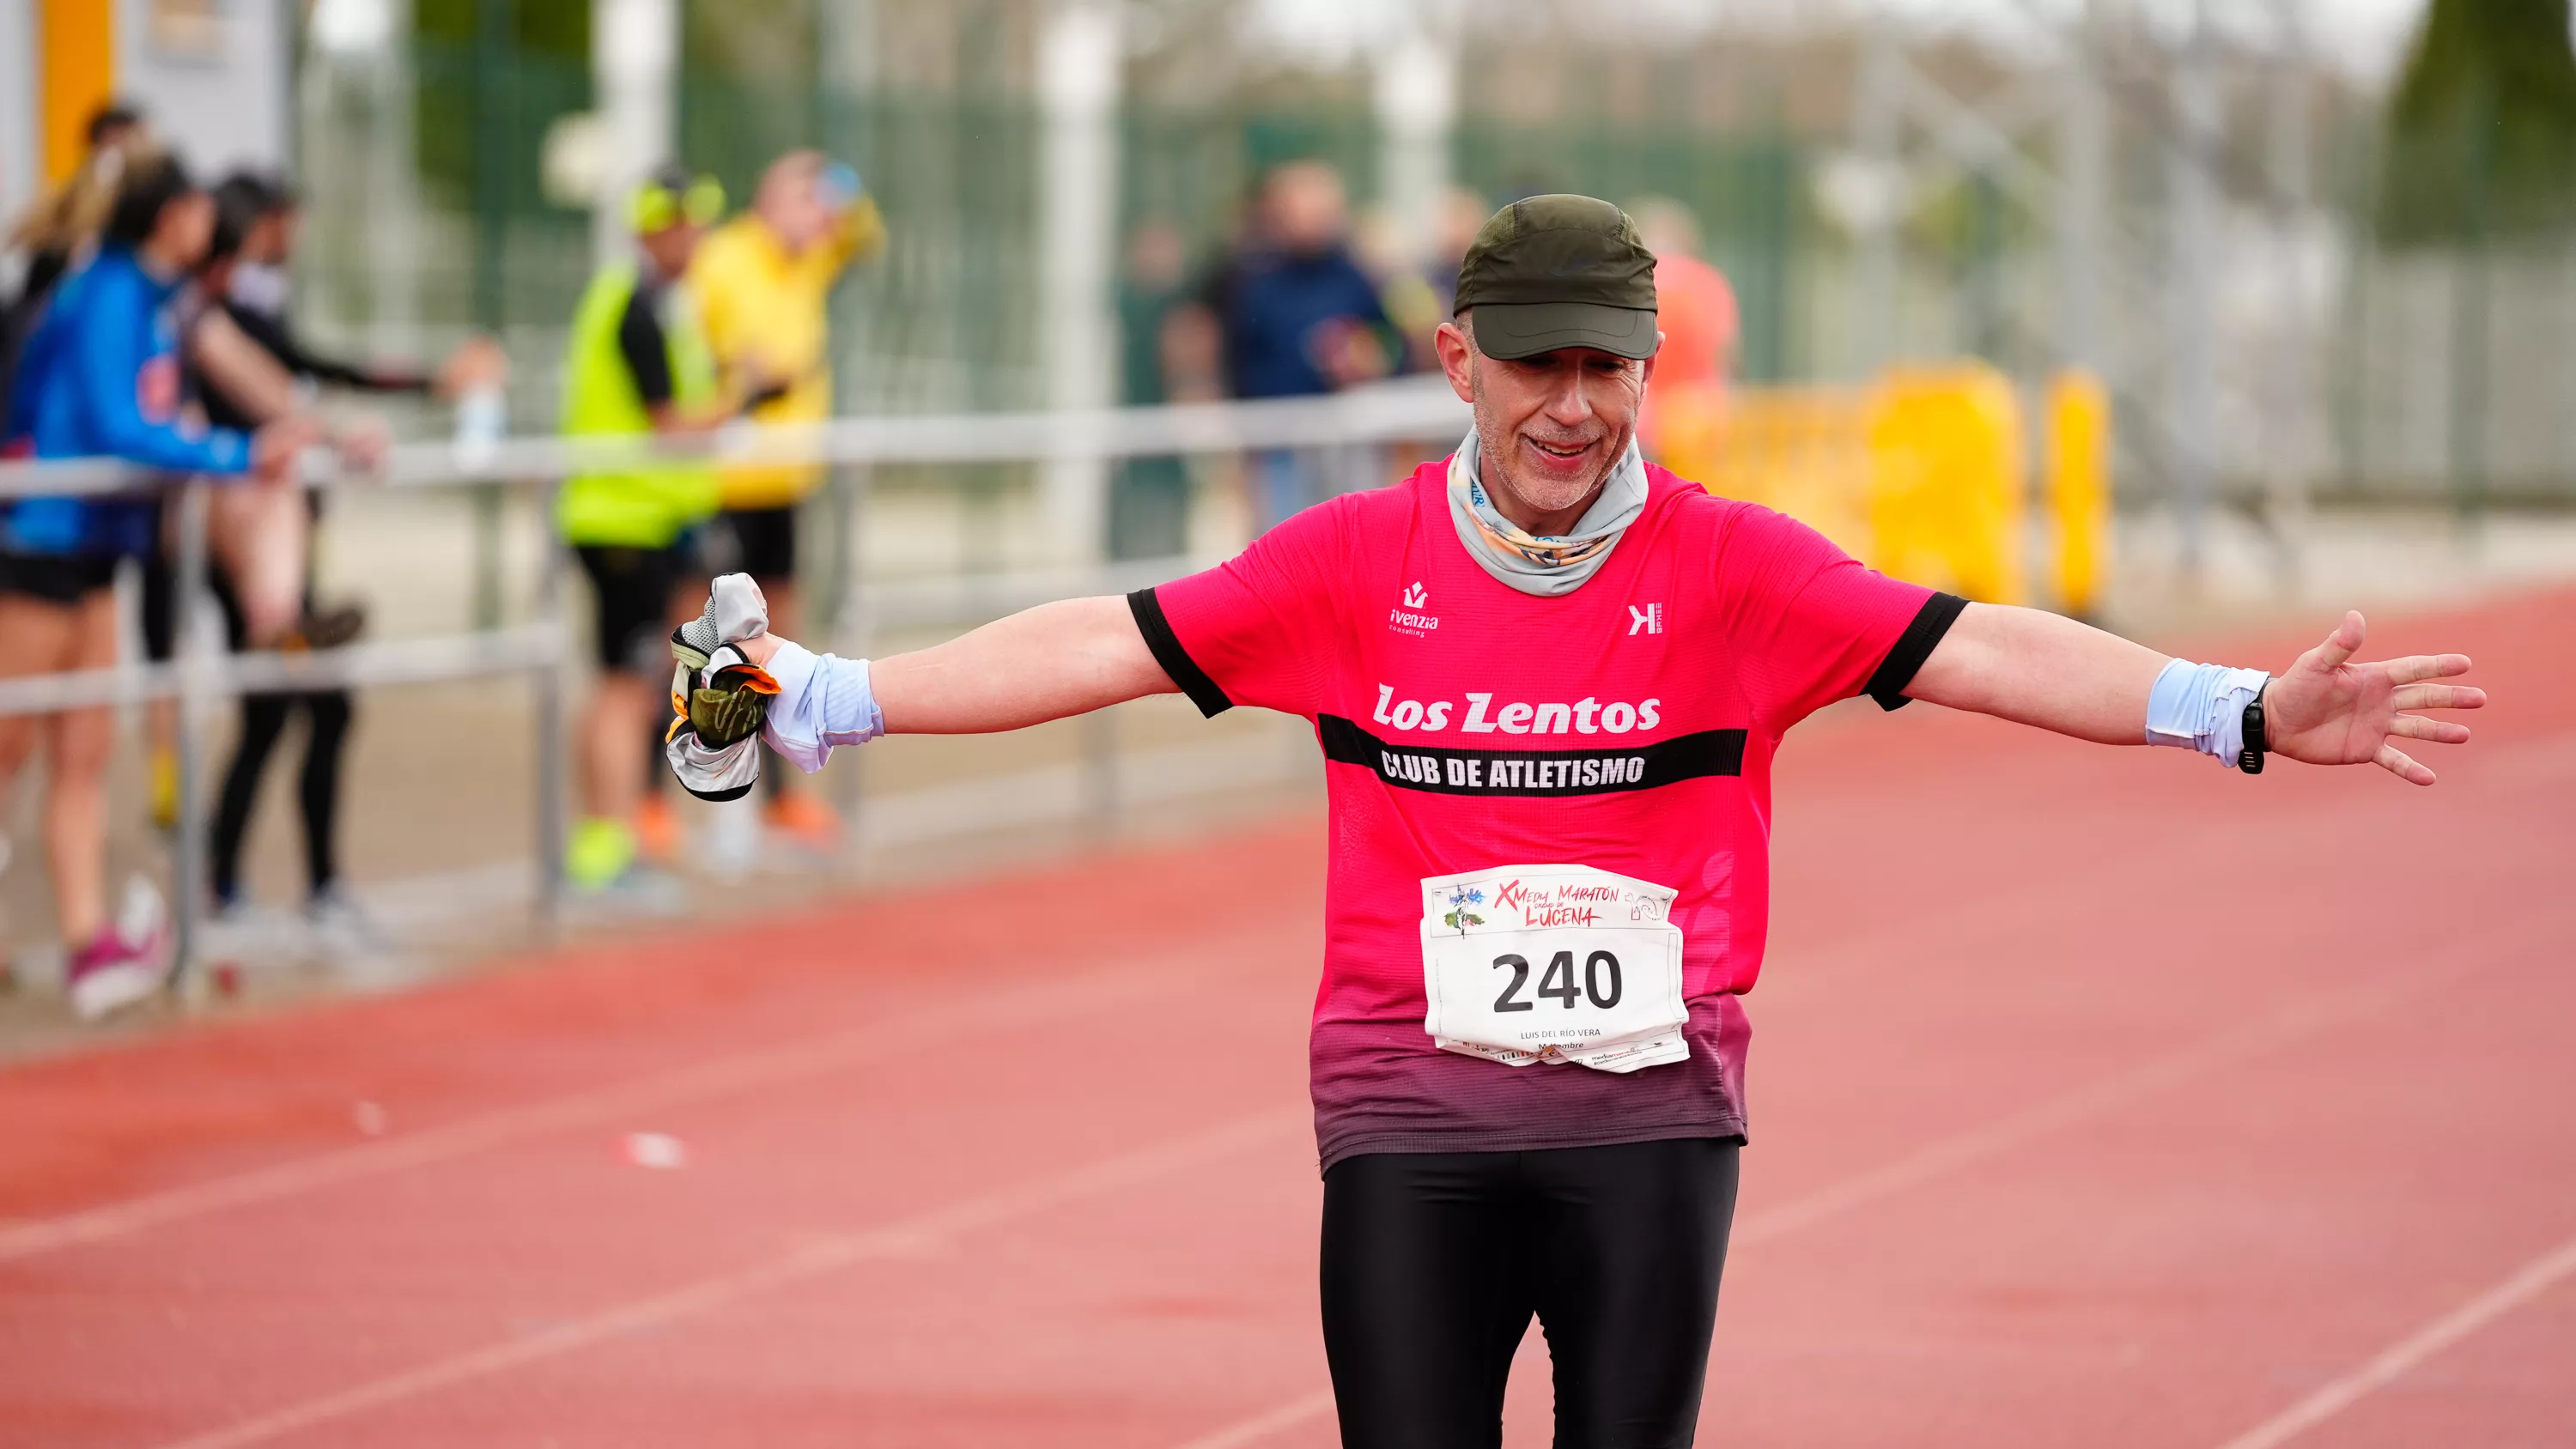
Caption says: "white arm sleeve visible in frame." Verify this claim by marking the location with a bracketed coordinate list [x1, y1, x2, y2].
[759, 641, 886, 775]
[2144, 659, 2271, 765]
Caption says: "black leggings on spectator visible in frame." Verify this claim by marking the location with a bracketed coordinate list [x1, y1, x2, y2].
[210, 688, 353, 903]
[1320, 1137, 1740, 1449]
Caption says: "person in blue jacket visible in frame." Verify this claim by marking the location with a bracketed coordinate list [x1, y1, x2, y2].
[0, 149, 313, 1019]
[1209, 161, 1397, 528]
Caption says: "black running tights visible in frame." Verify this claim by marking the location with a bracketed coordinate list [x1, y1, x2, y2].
[1320, 1137, 1740, 1449]
[209, 688, 354, 900]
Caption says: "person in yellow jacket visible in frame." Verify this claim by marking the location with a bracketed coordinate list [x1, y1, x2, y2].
[687, 149, 884, 847]
[559, 165, 777, 891]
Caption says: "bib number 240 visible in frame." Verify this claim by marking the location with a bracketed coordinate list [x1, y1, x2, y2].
[1488, 948, 1623, 1014]
[1419, 864, 1689, 1074]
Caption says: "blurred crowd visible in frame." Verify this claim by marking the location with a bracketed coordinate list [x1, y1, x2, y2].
[555, 152, 883, 896]
[0, 100, 883, 1013]
[0, 100, 506, 1018]
[1112, 159, 1739, 551]
[0, 117, 1735, 1022]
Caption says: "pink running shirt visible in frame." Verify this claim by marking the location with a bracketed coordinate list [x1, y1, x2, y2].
[1133, 458, 1960, 1169]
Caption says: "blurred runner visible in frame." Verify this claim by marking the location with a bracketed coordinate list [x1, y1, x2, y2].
[1628, 196, 1737, 464]
[557, 164, 751, 893]
[172, 173, 505, 948]
[684, 149, 883, 852]
[1213, 161, 1396, 527]
[673, 195, 2486, 1446]
[0, 150, 316, 1016]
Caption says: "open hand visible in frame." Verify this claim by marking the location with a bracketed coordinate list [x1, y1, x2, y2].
[434, 336, 510, 397]
[331, 415, 392, 476]
[2265, 611, 2485, 785]
[248, 415, 326, 483]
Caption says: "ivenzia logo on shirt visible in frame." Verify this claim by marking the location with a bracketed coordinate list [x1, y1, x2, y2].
[1388, 580, 1439, 636]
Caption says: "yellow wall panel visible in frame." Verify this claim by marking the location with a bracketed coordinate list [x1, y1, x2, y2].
[39, 0, 117, 185]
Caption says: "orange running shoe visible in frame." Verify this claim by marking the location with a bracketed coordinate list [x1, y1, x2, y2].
[764, 791, 841, 851]
[633, 794, 684, 867]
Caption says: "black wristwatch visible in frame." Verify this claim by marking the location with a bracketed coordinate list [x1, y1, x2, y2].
[2238, 681, 2269, 775]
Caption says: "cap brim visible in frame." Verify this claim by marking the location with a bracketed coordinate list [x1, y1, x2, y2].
[1468, 302, 1658, 361]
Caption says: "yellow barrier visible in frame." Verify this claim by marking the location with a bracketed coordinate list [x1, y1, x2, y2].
[1650, 380, 1876, 561]
[1867, 366, 2025, 605]
[2044, 369, 2111, 619]
[1653, 364, 2111, 610]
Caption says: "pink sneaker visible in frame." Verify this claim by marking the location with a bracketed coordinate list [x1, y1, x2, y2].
[66, 924, 172, 1022]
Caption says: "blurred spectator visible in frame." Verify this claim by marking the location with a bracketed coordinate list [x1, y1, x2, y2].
[1375, 186, 1489, 373]
[3, 102, 149, 423]
[1109, 218, 1194, 561]
[211, 173, 507, 404]
[8, 102, 147, 307]
[1211, 160, 1394, 525]
[685, 149, 883, 852]
[557, 164, 738, 894]
[0, 149, 316, 1018]
[1629, 196, 1739, 461]
[171, 171, 505, 949]
[1423, 187, 1491, 322]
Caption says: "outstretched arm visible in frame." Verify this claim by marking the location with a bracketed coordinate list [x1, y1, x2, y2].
[1905, 603, 2485, 785]
[734, 594, 1176, 737]
[673, 581, 1178, 795]
[868, 596, 1176, 733]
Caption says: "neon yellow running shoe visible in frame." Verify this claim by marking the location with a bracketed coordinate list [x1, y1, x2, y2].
[565, 816, 638, 892]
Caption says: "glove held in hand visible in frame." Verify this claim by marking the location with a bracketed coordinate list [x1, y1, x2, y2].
[666, 573, 775, 801]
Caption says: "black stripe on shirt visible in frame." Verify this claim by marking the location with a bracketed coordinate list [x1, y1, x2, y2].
[1863, 591, 1969, 712]
[1318, 714, 1746, 797]
[616, 281, 676, 408]
[1127, 587, 1232, 718]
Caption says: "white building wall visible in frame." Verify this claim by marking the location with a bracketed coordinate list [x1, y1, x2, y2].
[0, 0, 38, 248]
[118, 0, 290, 177]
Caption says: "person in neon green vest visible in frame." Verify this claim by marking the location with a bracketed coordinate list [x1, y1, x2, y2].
[559, 165, 778, 891]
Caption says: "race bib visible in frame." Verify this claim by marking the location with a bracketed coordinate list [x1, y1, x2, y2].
[1420, 864, 1689, 1073]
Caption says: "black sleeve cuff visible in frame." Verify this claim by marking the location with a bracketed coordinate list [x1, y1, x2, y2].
[1127, 588, 1232, 718]
[1863, 591, 1969, 712]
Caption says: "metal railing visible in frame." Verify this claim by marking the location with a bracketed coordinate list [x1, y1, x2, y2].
[0, 377, 1471, 989]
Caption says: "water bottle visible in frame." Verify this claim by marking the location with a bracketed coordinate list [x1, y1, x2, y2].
[453, 382, 507, 475]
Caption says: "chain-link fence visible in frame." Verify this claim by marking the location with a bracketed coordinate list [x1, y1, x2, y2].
[281, 26, 2576, 510]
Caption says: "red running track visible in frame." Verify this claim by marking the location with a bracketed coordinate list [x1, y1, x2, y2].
[3, 589, 2572, 1448]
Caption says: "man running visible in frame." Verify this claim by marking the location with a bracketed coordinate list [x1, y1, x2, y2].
[666, 196, 2485, 1446]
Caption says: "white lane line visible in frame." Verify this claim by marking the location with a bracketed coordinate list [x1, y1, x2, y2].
[1166, 1390, 1337, 1449]
[2212, 1229, 2576, 1449]
[0, 929, 1277, 1264]
[144, 1108, 1306, 1449]
[1735, 904, 2557, 1246]
[1163, 905, 2573, 1449]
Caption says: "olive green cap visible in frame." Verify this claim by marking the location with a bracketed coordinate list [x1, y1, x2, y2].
[1453, 194, 1659, 361]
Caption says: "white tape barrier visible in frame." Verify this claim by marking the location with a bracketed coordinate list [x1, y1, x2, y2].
[0, 623, 562, 718]
[0, 377, 1473, 498]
